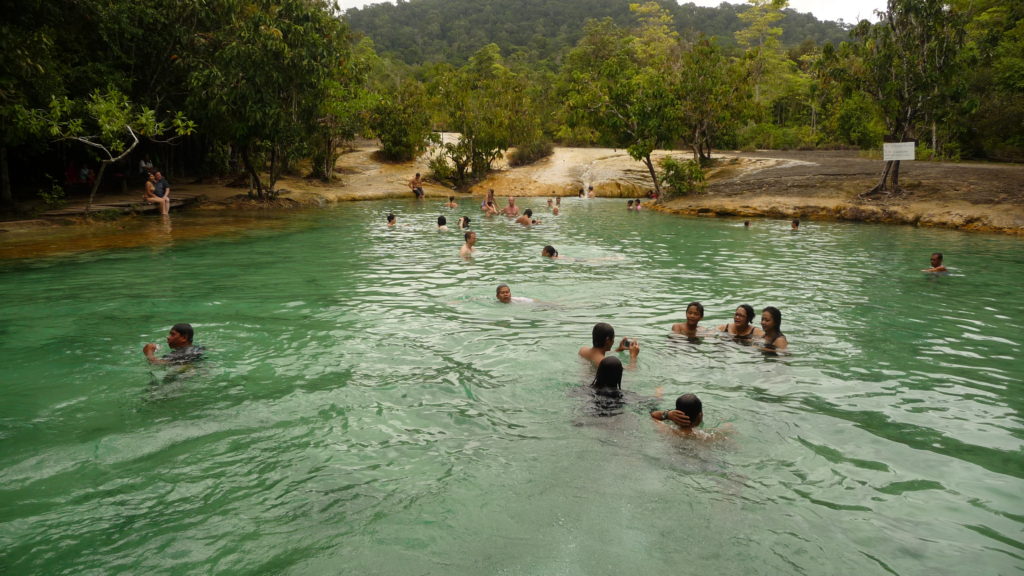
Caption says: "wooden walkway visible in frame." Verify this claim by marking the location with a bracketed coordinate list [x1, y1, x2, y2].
[38, 192, 206, 218]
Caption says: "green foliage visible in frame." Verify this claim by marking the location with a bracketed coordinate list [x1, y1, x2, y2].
[38, 179, 66, 209]
[658, 156, 705, 197]
[508, 140, 554, 167]
[343, 0, 850, 67]
[562, 7, 685, 195]
[370, 80, 432, 162]
[736, 122, 817, 149]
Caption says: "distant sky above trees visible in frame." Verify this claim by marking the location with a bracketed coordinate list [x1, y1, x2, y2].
[339, 0, 888, 25]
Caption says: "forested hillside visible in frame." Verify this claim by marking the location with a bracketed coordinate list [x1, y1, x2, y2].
[344, 0, 850, 64]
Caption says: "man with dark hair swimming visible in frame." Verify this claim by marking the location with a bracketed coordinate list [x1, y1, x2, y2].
[651, 394, 704, 437]
[143, 323, 204, 365]
[923, 252, 947, 273]
[579, 322, 638, 368]
[671, 301, 706, 339]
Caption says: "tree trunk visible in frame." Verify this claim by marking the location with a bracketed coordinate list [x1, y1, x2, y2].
[0, 146, 10, 205]
[86, 161, 110, 212]
[643, 154, 661, 197]
[241, 145, 264, 199]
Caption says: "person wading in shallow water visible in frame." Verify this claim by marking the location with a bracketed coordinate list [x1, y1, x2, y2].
[460, 230, 477, 258]
[143, 323, 204, 365]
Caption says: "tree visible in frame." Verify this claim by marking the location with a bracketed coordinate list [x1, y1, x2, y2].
[678, 37, 741, 162]
[429, 44, 536, 186]
[562, 4, 685, 196]
[850, 0, 967, 195]
[43, 88, 195, 210]
[186, 0, 352, 198]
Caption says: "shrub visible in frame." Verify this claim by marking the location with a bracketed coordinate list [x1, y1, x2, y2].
[658, 156, 705, 198]
[508, 140, 554, 167]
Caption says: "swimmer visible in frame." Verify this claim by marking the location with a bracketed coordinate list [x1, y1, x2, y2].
[458, 215, 471, 229]
[503, 197, 519, 217]
[143, 323, 204, 365]
[759, 306, 788, 351]
[717, 304, 757, 340]
[541, 245, 559, 258]
[578, 188, 585, 198]
[484, 201, 499, 216]
[922, 252, 947, 273]
[482, 189, 496, 211]
[515, 208, 540, 226]
[634, 200, 641, 211]
[386, 212, 396, 227]
[743, 220, 751, 227]
[546, 198, 554, 209]
[671, 301, 705, 338]
[592, 355, 623, 397]
[651, 394, 713, 438]
[587, 185, 595, 198]
[552, 206, 560, 216]
[555, 197, 561, 206]
[580, 322, 620, 367]
[627, 199, 635, 210]
[496, 283, 513, 303]
[459, 230, 477, 258]
[791, 218, 800, 230]
[445, 195, 458, 208]
[437, 215, 449, 231]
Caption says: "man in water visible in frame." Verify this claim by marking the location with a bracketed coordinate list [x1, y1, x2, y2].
[503, 197, 519, 217]
[923, 252, 947, 272]
[579, 322, 638, 368]
[445, 195, 458, 208]
[459, 230, 477, 258]
[515, 208, 540, 226]
[143, 323, 204, 365]
[496, 283, 533, 304]
[791, 218, 800, 230]
[408, 173, 425, 199]
[650, 394, 703, 436]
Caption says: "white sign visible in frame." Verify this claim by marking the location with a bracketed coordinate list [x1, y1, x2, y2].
[884, 142, 916, 161]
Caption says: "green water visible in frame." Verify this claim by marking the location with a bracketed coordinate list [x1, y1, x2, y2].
[1, 199, 1022, 575]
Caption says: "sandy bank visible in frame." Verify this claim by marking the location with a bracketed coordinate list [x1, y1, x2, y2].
[3, 145, 1022, 240]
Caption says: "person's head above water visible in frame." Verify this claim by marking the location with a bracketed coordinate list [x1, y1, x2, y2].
[542, 245, 558, 258]
[686, 301, 704, 321]
[931, 252, 943, 266]
[437, 215, 447, 226]
[592, 355, 623, 394]
[459, 216, 471, 228]
[524, 208, 533, 218]
[169, 323, 194, 347]
[761, 306, 782, 333]
[592, 322, 615, 348]
[386, 212, 396, 224]
[496, 283, 512, 303]
[464, 230, 476, 243]
[791, 218, 800, 229]
[675, 393, 703, 428]
[734, 304, 755, 327]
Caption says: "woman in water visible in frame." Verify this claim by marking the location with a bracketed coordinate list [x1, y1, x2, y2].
[541, 245, 559, 259]
[671, 301, 705, 339]
[717, 304, 757, 340]
[758, 306, 788, 351]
